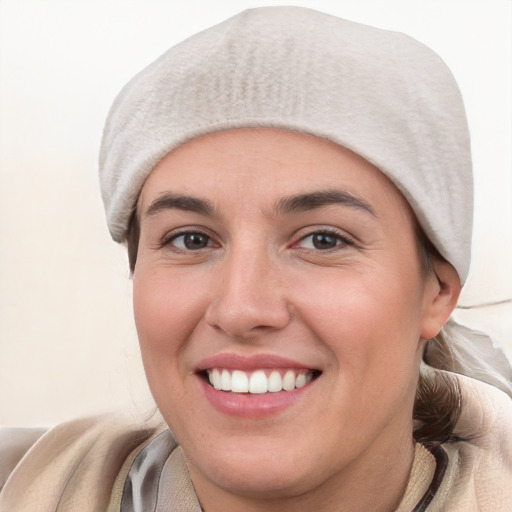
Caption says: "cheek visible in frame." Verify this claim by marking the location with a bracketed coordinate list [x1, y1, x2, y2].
[132, 268, 206, 369]
[293, 265, 425, 380]
[132, 267, 213, 420]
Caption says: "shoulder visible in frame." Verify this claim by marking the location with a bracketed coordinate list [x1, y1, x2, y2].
[431, 372, 512, 511]
[0, 411, 172, 512]
[0, 426, 48, 491]
[455, 372, 512, 444]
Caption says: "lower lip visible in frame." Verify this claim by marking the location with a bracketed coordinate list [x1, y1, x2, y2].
[199, 377, 314, 419]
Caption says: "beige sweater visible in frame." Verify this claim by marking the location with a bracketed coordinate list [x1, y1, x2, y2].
[1, 373, 511, 511]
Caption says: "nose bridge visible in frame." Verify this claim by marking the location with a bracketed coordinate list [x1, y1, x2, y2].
[205, 238, 290, 337]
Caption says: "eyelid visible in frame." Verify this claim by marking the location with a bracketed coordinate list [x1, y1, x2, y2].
[160, 227, 219, 251]
[157, 225, 355, 253]
[292, 227, 355, 250]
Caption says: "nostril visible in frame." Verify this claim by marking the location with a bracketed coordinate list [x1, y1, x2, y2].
[204, 301, 291, 339]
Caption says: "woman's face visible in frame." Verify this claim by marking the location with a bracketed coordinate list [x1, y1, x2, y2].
[133, 128, 441, 503]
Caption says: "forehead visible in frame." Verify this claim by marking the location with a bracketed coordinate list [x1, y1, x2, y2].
[138, 128, 411, 219]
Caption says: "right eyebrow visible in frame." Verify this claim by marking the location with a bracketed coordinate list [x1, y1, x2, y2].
[145, 193, 216, 217]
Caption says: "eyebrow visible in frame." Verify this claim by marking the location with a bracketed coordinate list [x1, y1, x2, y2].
[275, 189, 377, 217]
[145, 193, 216, 217]
[144, 189, 377, 219]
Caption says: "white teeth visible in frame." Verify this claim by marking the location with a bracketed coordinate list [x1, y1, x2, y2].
[249, 370, 268, 394]
[206, 368, 314, 394]
[221, 369, 231, 391]
[231, 370, 249, 393]
[295, 372, 307, 388]
[282, 370, 296, 391]
[211, 368, 222, 390]
[267, 371, 282, 392]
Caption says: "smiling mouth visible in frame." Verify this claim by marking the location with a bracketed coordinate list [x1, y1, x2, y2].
[203, 368, 321, 394]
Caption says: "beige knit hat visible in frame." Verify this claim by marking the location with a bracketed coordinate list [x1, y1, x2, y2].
[99, 6, 473, 282]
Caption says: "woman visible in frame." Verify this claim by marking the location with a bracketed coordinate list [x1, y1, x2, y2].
[1, 6, 511, 511]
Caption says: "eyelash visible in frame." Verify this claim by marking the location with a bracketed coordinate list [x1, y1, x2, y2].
[161, 227, 354, 253]
[161, 230, 216, 251]
[294, 228, 354, 251]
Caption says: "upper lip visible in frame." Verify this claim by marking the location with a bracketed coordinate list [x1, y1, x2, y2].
[196, 353, 319, 372]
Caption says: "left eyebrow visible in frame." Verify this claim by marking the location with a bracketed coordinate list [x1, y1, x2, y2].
[274, 189, 378, 218]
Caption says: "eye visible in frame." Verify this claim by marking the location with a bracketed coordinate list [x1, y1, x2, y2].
[296, 230, 352, 250]
[168, 231, 213, 250]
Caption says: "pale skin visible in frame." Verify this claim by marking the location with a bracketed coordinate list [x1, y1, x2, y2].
[133, 128, 461, 512]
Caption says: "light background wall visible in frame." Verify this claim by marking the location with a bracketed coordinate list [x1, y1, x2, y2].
[1, 0, 511, 426]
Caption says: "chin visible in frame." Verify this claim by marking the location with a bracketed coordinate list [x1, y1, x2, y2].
[186, 439, 320, 498]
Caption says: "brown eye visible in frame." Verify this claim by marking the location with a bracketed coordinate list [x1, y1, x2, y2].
[311, 233, 339, 250]
[170, 232, 211, 250]
[296, 230, 353, 251]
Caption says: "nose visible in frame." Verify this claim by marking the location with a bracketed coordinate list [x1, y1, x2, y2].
[204, 247, 291, 339]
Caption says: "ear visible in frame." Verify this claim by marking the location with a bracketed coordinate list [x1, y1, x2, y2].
[420, 259, 462, 340]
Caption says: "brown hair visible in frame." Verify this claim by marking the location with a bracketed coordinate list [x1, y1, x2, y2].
[127, 209, 139, 274]
[126, 211, 463, 447]
[413, 229, 463, 448]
